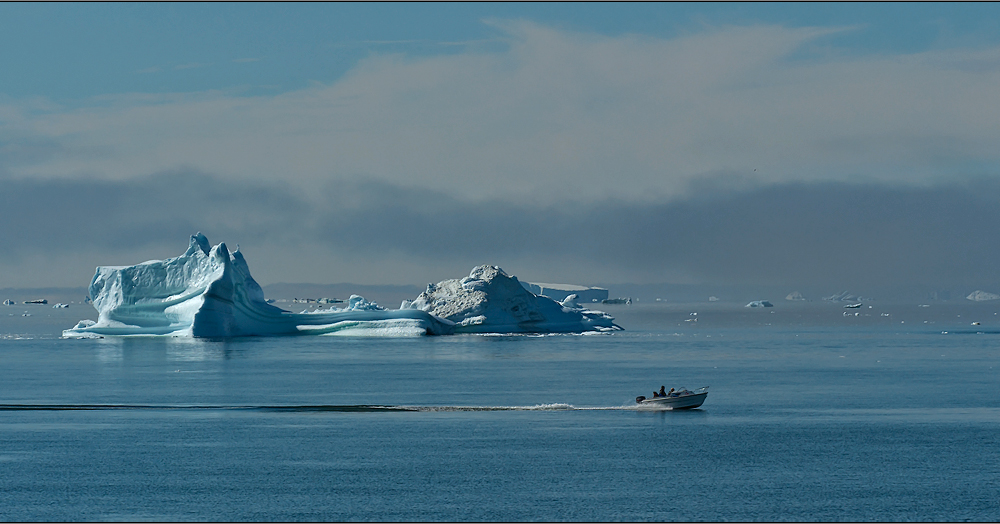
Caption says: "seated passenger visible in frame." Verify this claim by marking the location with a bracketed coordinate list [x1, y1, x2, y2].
[659, 386, 667, 397]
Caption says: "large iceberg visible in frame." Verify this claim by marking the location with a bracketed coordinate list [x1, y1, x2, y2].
[401, 265, 621, 333]
[64, 234, 621, 338]
[63, 233, 454, 338]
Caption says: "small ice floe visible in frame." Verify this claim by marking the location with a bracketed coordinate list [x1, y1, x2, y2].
[53, 303, 69, 309]
[23, 299, 47, 305]
[745, 300, 773, 308]
[844, 303, 862, 308]
[972, 322, 981, 325]
[2, 299, 14, 306]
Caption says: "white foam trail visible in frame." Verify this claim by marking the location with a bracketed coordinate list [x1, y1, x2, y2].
[386, 403, 678, 412]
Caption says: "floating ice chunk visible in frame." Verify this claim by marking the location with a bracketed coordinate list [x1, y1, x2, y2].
[560, 294, 579, 308]
[347, 294, 385, 311]
[62, 234, 623, 338]
[745, 300, 773, 308]
[305, 294, 387, 314]
[402, 265, 621, 333]
[63, 233, 454, 338]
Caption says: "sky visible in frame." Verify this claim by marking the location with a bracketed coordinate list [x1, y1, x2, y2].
[3, 3, 1000, 296]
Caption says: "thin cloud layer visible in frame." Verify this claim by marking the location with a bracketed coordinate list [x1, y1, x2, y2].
[2, 21, 999, 204]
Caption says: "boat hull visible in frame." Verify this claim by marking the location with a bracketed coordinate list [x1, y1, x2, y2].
[639, 391, 707, 409]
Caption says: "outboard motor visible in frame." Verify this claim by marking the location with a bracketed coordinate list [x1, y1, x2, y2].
[635, 396, 646, 404]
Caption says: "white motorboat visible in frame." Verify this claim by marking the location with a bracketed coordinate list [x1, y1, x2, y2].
[635, 386, 708, 409]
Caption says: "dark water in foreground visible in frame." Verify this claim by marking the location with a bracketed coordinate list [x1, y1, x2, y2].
[1, 302, 999, 521]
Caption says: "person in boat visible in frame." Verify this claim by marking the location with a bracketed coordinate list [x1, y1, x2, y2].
[652, 390, 659, 398]
[659, 386, 666, 397]
[668, 387, 676, 397]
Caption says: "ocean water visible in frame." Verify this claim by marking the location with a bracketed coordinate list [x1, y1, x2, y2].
[1, 302, 999, 521]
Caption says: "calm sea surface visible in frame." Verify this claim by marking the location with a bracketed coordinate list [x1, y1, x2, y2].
[2, 301, 999, 521]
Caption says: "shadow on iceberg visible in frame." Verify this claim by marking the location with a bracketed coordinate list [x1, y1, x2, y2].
[63, 234, 621, 338]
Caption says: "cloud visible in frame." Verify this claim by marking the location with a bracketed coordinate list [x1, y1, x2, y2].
[4, 169, 999, 293]
[1, 20, 998, 206]
[306, 177, 1000, 292]
[3, 20, 1000, 292]
[0, 169, 302, 266]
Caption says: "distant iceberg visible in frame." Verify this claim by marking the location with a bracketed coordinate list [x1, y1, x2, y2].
[63, 233, 454, 338]
[966, 290, 1000, 302]
[519, 281, 608, 303]
[401, 265, 621, 333]
[745, 300, 773, 308]
[64, 234, 620, 338]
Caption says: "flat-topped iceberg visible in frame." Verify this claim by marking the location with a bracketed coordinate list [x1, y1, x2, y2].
[63, 233, 454, 338]
[64, 234, 622, 338]
[401, 265, 621, 333]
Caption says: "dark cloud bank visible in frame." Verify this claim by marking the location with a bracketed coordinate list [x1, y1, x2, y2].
[3, 171, 999, 301]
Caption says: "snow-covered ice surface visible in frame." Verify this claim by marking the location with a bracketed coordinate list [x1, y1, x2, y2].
[62, 233, 454, 338]
[401, 265, 621, 334]
[63, 235, 620, 338]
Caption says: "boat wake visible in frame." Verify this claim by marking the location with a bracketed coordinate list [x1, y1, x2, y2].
[0, 403, 683, 412]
